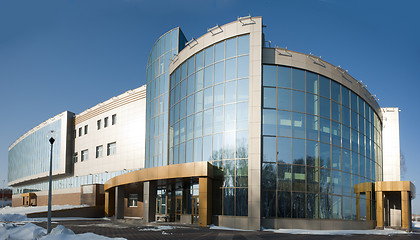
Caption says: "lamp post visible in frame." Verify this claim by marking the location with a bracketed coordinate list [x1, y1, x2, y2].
[47, 135, 55, 234]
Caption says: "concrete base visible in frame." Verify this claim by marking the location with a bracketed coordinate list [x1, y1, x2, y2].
[180, 214, 193, 224]
[261, 218, 376, 230]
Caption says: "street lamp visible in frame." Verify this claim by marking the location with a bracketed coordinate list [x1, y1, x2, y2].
[47, 132, 55, 234]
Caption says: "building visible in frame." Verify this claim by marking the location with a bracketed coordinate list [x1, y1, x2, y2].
[8, 86, 146, 210]
[8, 16, 415, 231]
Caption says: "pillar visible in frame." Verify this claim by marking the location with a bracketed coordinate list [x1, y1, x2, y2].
[376, 191, 384, 229]
[199, 177, 212, 226]
[115, 185, 125, 219]
[143, 181, 157, 222]
[366, 190, 371, 220]
[356, 192, 360, 220]
[401, 191, 410, 230]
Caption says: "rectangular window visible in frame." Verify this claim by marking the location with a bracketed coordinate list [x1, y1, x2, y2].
[73, 153, 78, 163]
[79, 127, 82, 137]
[96, 145, 103, 158]
[81, 149, 88, 161]
[112, 114, 117, 125]
[107, 142, 116, 156]
[104, 117, 109, 128]
[128, 194, 138, 207]
[97, 119, 101, 130]
[84, 125, 88, 135]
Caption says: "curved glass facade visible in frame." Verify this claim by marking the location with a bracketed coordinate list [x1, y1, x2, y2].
[8, 120, 62, 183]
[261, 64, 382, 220]
[145, 28, 187, 168]
[169, 35, 250, 216]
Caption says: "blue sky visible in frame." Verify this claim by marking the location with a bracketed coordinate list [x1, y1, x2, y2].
[1, 0, 419, 213]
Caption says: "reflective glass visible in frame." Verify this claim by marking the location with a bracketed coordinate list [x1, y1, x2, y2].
[186, 115, 194, 140]
[195, 90, 203, 113]
[187, 56, 195, 76]
[332, 146, 341, 170]
[277, 164, 291, 191]
[277, 137, 291, 164]
[332, 170, 342, 195]
[351, 92, 358, 113]
[332, 195, 342, 219]
[236, 188, 248, 216]
[237, 78, 248, 101]
[236, 131, 248, 158]
[237, 34, 249, 56]
[306, 93, 319, 115]
[320, 97, 330, 119]
[342, 87, 350, 107]
[225, 80, 236, 104]
[292, 138, 305, 164]
[292, 90, 305, 113]
[278, 66, 291, 88]
[195, 70, 204, 92]
[214, 61, 224, 84]
[306, 140, 319, 167]
[179, 143, 185, 163]
[307, 193, 319, 219]
[223, 188, 234, 215]
[292, 69, 305, 91]
[320, 143, 331, 168]
[225, 58, 236, 81]
[319, 76, 330, 98]
[320, 118, 331, 144]
[306, 72, 318, 94]
[224, 104, 235, 131]
[196, 51, 204, 70]
[292, 112, 305, 139]
[212, 134, 222, 160]
[223, 131, 235, 159]
[307, 166, 319, 192]
[203, 136, 212, 162]
[237, 102, 248, 130]
[186, 95, 194, 116]
[194, 112, 202, 137]
[277, 192, 291, 217]
[214, 41, 225, 62]
[331, 80, 341, 103]
[205, 46, 214, 66]
[277, 88, 291, 110]
[262, 163, 276, 190]
[277, 110, 292, 137]
[332, 121, 341, 147]
[306, 115, 319, 141]
[213, 106, 223, 133]
[193, 138, 202, 162]
[203, 87, 213, 109]
[263, 109, 277, 135]
[213, 84, 224, 106]
[292, 192, 305, 218]
[263, 137, 276, 162]
[203, 109, 212, 135]
[263, 65, 277, 87]
[204, 65, 214, 87]
[332, 101, 341, 122]
[352, 152, 359, 175]
[237, 55, 249, 79]
[262, 190, 276, 217]
[226, 37, 237, 59]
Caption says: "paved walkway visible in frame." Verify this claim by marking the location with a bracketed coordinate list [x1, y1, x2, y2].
[33, 219, 420, 240]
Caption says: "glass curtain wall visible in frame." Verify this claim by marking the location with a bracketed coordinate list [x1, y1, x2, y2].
[169, 35, 250, 216]
[261, 65, 382, 220]
[8, 120, 62, 183]
[145, 28, 187, 168]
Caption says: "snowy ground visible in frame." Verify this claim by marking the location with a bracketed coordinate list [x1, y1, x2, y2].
[0, 205, 126, 240]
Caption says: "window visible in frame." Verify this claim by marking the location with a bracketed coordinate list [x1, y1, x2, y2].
[73, 153, 78, 163]
[79, 127, 82, 137]
[84, 125, 88, 135]
[97, 119, 101, 130]
[112, 114, 117, 125]
[81, 150, 88, 161]
[96, 145, 103, 158]
[104, 117, 109, 128]
[107, 142, 116, 156]
[128, 194, 138, 207]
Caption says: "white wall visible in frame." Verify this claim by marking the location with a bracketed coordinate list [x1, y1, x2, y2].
[382, 107, 400, 181]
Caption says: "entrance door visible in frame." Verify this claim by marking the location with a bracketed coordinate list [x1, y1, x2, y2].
[175, 196, 182, 222]
[192, 196, 199, 224]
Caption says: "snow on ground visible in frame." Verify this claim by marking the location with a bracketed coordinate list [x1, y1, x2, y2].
[209, 225, 254, 232]
[0, 205, 89, 215]
[138, 225, 177, 231]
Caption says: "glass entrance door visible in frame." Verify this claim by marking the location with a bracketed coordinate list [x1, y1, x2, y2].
[192, 196, 199, 224]
[175, 196, 182, 222]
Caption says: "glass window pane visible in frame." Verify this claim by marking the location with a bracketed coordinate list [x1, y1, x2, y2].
[342, 106, 350, 127]
[342, 86, 350, 108]
[262, 163, 276, 190]
[203, 109, 212, 135]
[179, 99, 186, 119]
[320, 143, 331, 168]
[306, 115, 319, 141]
[203, 135, 212, 162]
[204, 65, 214, 87]
[225, 58, 236, 81]
[237, 78, 249, 101]
[263, 65, 276, 87]
[332, 121, 342, 147]
[179, 142, 185, 164]
[237, 34, 249, 55]
[332, 195, 342, 219]
[306, 93, 319, 115]
[214, 83, 224, 106]
[224, 104, 235, 131]
[186, 115, 194, 140]
[306, 140, 319, 166]
[320, 118, 331, 144]
[292, 138, 305, 165]
[187, 56, 195, 76]
[320, 97, 330, 119]
[180, 79, 187, 99]
[225, 80, 236, 104]
[214, 61, 224, 84]
[264, 87, 276, 108]
[214, 41, 225, 62]
[307, 167, 319, 193]
[194, 112, 202, 137]
[351, 92, 358, 113]
[196, 51, 204, 70]
[307, 193, 319, 219]
[179, 118, 186, 143]
[320, 194, 331, 219]
[277, 164, 291, 191]
[236, 188, 248, 216]
[195, 90, 203, 113]
[332, 101, 341, 122]
[278, 66, 291, 88]
[277, 110, 291, 137]
[236, 131, 248, 158]
[319, 76, 330, 98]
[332, 170, 342, 195]
[237, 55, 249, 79]
[187, 95, 194, 116]
[263, 137, 276, 162]
[195, 70, 204, 92]
[194, 137, 202, 162]
[292, 112, 305, 139]
[320, 168, 331, 193]
[203, 87, 213, 109]
[331, 81, 341, 103]
[343, 172, 352, 196]
[352, 152, 359, 175]
[187, 75, 195, 96]
[263, 109, 276, 135]
[292, 192, 305, 218]
[212, 134, 222, 160]
[223, 188, 234, 215]
[262, 190, 276, 217]
[343, 149, 351, 173]
[277, 137, 291, 164]
[213, 106, 223, 133]
[277, 191, 291, 218]
[292, 90, 305, 113]
[237, 102, 248, 130]
[292, 68, 305, 91]
[205, 46, 214, 66]
[226, 37, 237, 58]
[223, 131, 235, 159]
[277, 88, 291, 110]
[306, 72, 318, 94]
